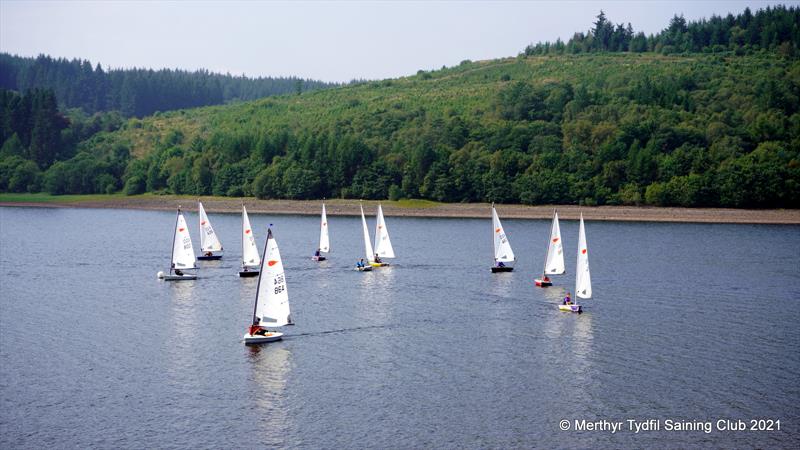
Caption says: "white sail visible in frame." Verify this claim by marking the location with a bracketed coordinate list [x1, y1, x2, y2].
[198, 201, 222, 252]
[544, 210, 566, 274]
[492, 205, 515, 263]
[374, 204, 395, 259]
[241, 205, 260, 268]
[255, 229, 291, 327]
[576, 213, 592, 299]
[360, 205, 375, 262]
[172, 211, 196, 270]
[319, 203, 330, 253]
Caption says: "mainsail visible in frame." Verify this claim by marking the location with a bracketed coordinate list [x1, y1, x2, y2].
[492, 205, 515, 263]
[374, 204, 395, 259]
[172, 210, 197, 270]
[254, 229, 291, 327]
[319, 203, 330, 253]
[544, 210, 565, 275]
[360, 205, 375, 262]
[575, 213, 592, 299]
[198, 201, 222, 252]
[241, 205, 260, 269]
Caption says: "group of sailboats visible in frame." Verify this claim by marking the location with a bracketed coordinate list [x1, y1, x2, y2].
[490, 205, 592, 313]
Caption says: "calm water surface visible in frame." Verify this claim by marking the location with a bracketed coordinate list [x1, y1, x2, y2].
[1, 206, 799, 448]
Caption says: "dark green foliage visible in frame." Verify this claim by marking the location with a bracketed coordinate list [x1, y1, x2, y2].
[7, 7, 798, 208]
[523, 6, 800, 56]
[0, 53, 340, 117]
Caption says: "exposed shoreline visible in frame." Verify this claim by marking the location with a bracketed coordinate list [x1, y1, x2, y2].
[1, 195, 798, 224]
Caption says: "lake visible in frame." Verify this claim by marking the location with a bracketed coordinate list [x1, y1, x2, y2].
[1, 206, 798, 448]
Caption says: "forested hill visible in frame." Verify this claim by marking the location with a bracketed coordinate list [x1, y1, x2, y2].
[1, 7, 799, 209]
[0, 53, 340, 117]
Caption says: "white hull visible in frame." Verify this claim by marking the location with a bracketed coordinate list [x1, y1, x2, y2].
[159, 273, 197, 281]
[243, 331, 283, 344]
[355, 265, 373, 271]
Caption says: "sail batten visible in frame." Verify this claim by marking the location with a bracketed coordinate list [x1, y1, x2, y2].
[374, 204, 395, 258]
[198, 201, 222, 252]
[575, 213, 592, 299]
[491, 205, 515, 263]
[319, 203, 330, 253]
[241, 205, 260, 268]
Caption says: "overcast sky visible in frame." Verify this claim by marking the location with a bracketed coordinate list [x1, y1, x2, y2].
[1, 1, 794, 82]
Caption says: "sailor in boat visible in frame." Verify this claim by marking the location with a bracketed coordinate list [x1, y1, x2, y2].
[563, 291, 572, 305]
[543, 275, 551, 283]
[374, 253, 382, 264]
[497, 261, 506, 268]
[204, 251, 213, 257]
[249, 323, 270, 337]
[314, 248, 321, 258]
[356, 258, 365, 269]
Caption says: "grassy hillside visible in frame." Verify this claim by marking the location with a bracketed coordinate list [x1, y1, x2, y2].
[21, 52, 800, 208]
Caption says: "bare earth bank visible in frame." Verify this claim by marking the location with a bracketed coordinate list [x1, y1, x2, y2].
[1, 196, 798, 224]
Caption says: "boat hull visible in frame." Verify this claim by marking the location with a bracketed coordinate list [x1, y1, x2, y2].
[370, 262, 389, 267]
[558, 304, 582, 313]
[160, 274, 197, 281]
[491, 266, 514, 273]
[243, 331, 283, 344]
[535, 278, 552, 287]
[197, 255, 222, 260]
[355, 266, 373, 271]
[312, 255, 327, 261]
[239, 270, 259, 278]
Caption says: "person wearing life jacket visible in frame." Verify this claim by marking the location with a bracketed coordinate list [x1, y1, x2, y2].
[249, 323, 267, 336]
[563, 292, 572, 305]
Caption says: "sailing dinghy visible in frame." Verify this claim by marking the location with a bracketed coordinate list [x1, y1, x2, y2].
[356, 205, 374, 271]
[157, 207, 198, 281]
[371, 204, 394, 267]
[491, 204, 515, 272]
[239, 204, 260, 278]
[535, 209, 565, 287]
[312, 203, 330, 261]
[560, 213, 591, 313]
[243, 228, 293, 344]
[196, 201, 223, 260]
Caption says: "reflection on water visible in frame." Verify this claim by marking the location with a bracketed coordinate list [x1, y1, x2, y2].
[489, 271, 514, 300]
[247, 346, 292, 447]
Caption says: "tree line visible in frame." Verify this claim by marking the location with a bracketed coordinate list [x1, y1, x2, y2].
[1, 6, 798, 209]
[0, 53, 339, 117]
[0, 88, 127, 194]
[523, 5, 799, 57]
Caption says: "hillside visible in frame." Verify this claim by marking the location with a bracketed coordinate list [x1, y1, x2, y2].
[65, 51, 799, 208]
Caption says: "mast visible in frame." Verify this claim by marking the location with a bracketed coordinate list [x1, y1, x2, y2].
[169, 207, 180, 275]
[252, 228, 272, 325]
[542, 209, 556, 278]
